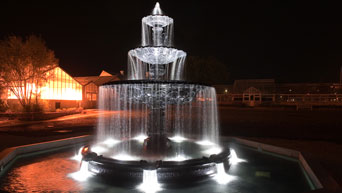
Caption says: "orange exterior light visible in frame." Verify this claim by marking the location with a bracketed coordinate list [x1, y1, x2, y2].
[81, 146, 90, 156]
[8, 67, 82, 101]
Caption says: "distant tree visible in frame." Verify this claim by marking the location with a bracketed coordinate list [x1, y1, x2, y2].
[0, 35, 58, 112]
[0, 82, 8, 112]
[184, 56, 229, 85]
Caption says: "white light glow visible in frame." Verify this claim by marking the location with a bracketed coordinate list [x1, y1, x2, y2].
[137, 170, 162, 193]
[68, 161, 93, 182]
[102, 138, 120, 147]
[165, 154, 190, 161]
[134, 134, 148, 142]
[112, 153, 138, 161]
[196, 140, 216, 146]
[229, 148, 247, 165]
[203, 146, 222, 155]
[169, 135, 187, 143]
[70, 147, 83, 162]
[91, 146, 107, 154]
[214, 163, 236, 185]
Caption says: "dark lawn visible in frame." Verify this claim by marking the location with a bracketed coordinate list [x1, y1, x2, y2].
[219, 106, 342, 142]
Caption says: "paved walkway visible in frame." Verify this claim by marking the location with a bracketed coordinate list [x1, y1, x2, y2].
[0, 110, 116, 132]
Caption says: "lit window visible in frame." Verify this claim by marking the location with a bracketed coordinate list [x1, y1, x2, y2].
[92, 94, 97, 101]
[86, 93, 92, 100]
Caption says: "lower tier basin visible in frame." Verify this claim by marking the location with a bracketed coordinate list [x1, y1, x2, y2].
[0, 139, 316, 193]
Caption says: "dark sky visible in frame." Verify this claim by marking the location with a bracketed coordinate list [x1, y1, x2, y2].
[1, 0, 342, 83]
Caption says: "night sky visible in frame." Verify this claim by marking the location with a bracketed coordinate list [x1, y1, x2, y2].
[1, 0, 342, 83]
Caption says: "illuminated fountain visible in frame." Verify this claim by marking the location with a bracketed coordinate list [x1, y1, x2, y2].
[0, 3, 320, 193]
[80, 2, 230, 190]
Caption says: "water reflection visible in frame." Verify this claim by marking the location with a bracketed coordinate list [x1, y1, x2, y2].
[1, 152, 81, 192]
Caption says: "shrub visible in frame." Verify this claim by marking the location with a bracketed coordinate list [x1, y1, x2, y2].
[0, 100, 8, 112]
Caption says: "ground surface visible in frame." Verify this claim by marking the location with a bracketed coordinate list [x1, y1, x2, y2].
[0, 107, 341, 190]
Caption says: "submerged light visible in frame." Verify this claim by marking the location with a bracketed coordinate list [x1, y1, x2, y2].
[229, 148, 247, 165]
[102, 138, 120, 147]
[203, 146, 222, 155]
[91, 146, 107, 154]
[214, 162, 236, 185]
[196, 140, 216, 146]
[169, 135, 187, 143]
[112, 153, 138, 161]
[134, 134, 148, 142]
[68, 161, 93, 182]
[137, 169, 162, 193]
[165, 154, 190, 161]
[71, 147, 83, 162]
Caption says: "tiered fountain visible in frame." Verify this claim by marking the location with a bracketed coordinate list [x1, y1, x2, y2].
[81, 2, 230, 189]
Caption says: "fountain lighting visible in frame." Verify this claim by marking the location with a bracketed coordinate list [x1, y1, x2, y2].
[196, 140, 216, 146]
[70, 147, 83, 162]
[91, 146, 107, 154]
[203, 146, 222, 155]
[102, 138, 120, 147]
[137, 169, 162, 193]
[112, 153, 138, 161]
[169, 135, 187, 143]
[229, 148, 247, 165]
[213, 163, 236, 185]
[134, 134, 148, 142]
[68, 162, 93, 182]
[165, 154, 190, 161]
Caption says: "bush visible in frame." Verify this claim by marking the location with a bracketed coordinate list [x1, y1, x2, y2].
[23, 103, 43, 113]
[0, 100, 8, 112]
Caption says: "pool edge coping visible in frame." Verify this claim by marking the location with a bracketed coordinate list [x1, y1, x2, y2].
[0, 135, 92, 172]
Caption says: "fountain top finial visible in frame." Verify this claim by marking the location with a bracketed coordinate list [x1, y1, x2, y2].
[152, 2, 163, 15]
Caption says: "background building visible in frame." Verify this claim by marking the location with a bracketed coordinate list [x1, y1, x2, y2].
[215, 79, 342, 108]
[5, 66, 82, 111]
[75, 70, 120, 109]
[2, 67, 121, 111]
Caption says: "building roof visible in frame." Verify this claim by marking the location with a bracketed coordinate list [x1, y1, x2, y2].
[74, 70, 121, 86]
[93, 75, 120, 86]
[99, 70, 112, 77]
[74, 76, 99, 86]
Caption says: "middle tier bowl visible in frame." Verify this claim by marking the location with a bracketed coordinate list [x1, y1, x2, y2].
[102, 80, 212, 109]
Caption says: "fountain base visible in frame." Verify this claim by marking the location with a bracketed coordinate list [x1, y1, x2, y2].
[82, 146, 230, 184]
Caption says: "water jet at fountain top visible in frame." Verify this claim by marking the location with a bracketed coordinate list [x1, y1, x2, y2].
[152, 2, 163, 15]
